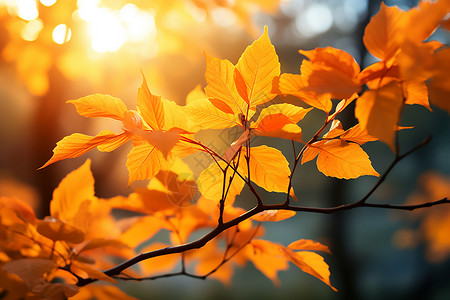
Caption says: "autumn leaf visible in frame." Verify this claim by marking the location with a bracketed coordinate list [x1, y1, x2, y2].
[245, 239, 289, 286]
[235, 26, 280, 107]
[301, 139, 379, 179]
[3, 258, 55, 288]
[36, 217, 85, 244]
[298, 47, 361, 99]
[273, 73, 333, 112]
[72, 261, 117, 283]
[50, 159, 95, 223]
[355, 81, 404, 151]
[252, 104, 312, 141]
[363, 3, 406, 63]
[239, 146, 291, 193]
[428, 48, 450, 114]
[252, 210, 296, 222]
[72, 284, 138, 300]
[288, 239, 331, 254]
[41, 75, 195, 183]
[280, 247, 337, 291]
[204, 26, 280, 117]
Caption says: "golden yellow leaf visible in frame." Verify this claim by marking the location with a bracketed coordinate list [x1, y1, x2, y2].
[183, 98, 239, 129]
[126, 142, 167, 184]
[204, 54, 245, 115]
[40, 131, 130, 169]
[239, 146, 290, 193]
[236, 26, 280, 107]
[71, 284, 137, 300]
[50, 159, 95, 222]
[137, 75, 165, 130]
[67, 94, 127, 121]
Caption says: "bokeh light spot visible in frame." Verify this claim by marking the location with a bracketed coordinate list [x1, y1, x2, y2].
[296, 3, 333, 37]
[52, 24, 72, 44]
[21, 18, 44, 41]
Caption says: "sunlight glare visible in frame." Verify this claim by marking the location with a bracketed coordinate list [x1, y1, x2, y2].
[40, 0, 56, 6]
[52, 24, 72, 44]
[17, 0, 39, 21]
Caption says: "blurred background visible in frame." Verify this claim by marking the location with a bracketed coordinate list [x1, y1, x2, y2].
[0, 0, 449, 299]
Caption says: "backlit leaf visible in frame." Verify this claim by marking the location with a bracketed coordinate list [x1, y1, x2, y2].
[252, 210, 296, 222]
[50, 159, 95, 222]
[288, 239, 331, 254]
[236, 26, 280, 107]
[126, 142, 167, 184]
[205, 54, 245, 115]
[137, 75, 165, 130]
[280, 247, 337, 291]
[363, 3, 405, 62]
[67, 94, 127, 121]
[273, 74, 332, 112]
[239, 146, 290, 193]
[40, 131, 129, 169]
[355, 81, 404, 151]
[302, 140, 379, 179]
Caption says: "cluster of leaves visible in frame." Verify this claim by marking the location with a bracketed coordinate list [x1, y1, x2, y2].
[1, 1, 449, 299]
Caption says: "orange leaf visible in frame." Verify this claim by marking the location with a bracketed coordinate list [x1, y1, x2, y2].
[252, 210, 296, 222]
[273, 74, 332, 112]
[137, 74, 165, 130]
[71, 284, 137, 300]
[245, 240, 289, 285]
[50, 159, 95, 222]
[67, 94, 127, 121]
[363, 3, 405, 62]
[355, 81, 404, 151]
[36, 217, 85, 244]
[39, 131, 129, 169]
[403, 81, 431, 111]
[280, 247, 337, 291]
[236, 26, 280, 107]
[302, 140, 379, 179]
[298, 47, 361, 99]
[322, 120, 345, 139]
[3, 258, 55, 288]
[234, 68, 249, 104]
[253, 123, 303, 142]
[71, 261, 117, 283]
[254, 103, 312, 132]
[340, 123, 378, 145]
[239, 146, 290, 193]
[288, 239, 331, 254]
[209, 98, 235, 115]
